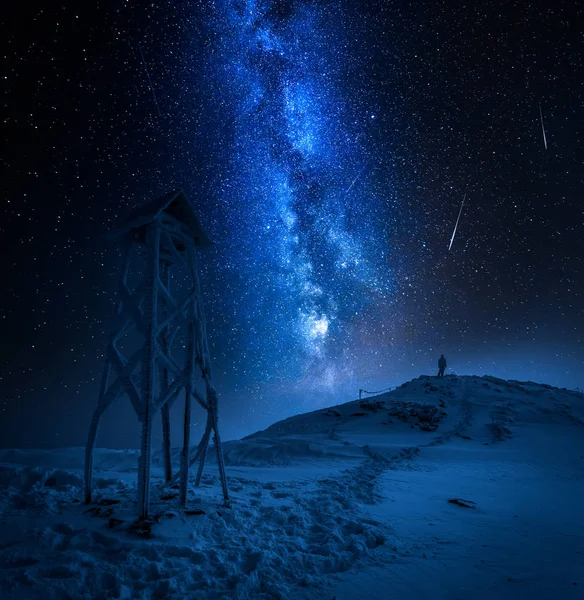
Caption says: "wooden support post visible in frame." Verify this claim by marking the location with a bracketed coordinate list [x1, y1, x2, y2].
[162, 404, 172, 483]
[137, 414, 153, 519]
[179, 303, 196, 506]
[85, 358, 111, 504]
[179, 387, 192, 506]
[84, 408, 102, 504]
[137, 221, 160, 520]
[212, 421, 230, 506]
[194, 417, 212, 486]
[161, 263, 172, 483]
[85, 247, 131, 505]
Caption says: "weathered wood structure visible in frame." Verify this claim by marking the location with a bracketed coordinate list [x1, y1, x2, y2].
[84, 189, 229, 518]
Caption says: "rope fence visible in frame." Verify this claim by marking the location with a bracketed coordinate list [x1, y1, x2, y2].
[359, 386, 394, 400]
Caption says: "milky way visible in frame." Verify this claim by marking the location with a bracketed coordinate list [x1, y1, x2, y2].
[201, 1, 394, 393]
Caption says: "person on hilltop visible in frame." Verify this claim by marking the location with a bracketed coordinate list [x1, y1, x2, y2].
[438, 354, 447, 377]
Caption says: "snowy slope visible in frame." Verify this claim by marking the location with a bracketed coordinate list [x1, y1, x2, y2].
[1, 375, 583, 599]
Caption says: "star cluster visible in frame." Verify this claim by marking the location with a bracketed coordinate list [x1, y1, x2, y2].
[1, 0, 582, 446]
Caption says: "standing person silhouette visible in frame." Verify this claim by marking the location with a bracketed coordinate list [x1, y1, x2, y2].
[437, 354, 447, 377]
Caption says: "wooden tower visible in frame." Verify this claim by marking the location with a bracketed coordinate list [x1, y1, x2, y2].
[84, 189, 229, 519]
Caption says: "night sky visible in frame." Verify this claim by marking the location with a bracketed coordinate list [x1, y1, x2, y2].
[2, 0, 583, 449]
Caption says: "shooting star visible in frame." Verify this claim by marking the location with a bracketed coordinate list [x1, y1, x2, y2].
[137, 42, 162, 117]
[345, 165, 366, 194]
[539, 103, 547, 150]
[448, 194, 466, 251]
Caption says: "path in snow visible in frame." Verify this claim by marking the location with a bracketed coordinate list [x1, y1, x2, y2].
[328, 376, 584, 600]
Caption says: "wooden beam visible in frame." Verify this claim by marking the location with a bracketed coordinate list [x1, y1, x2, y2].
[137, 221, 160, 520]
[108, 345, 143, 419]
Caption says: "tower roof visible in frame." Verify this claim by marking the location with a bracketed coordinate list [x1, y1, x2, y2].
[117, 189, 213, 249]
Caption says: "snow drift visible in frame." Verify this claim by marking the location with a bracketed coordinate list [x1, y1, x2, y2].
[1, 375, 583, 599]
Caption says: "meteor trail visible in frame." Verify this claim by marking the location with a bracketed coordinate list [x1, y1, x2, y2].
[137, 42, 162, 117]
[345, 165, 366, 194]
[539, 103, 547, 150]
[448, 194, 466, 251]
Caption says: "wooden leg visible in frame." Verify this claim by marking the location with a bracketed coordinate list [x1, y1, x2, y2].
[162, 403, 172, 482]
[179, 390, 192, 507]
[211, 410, 230, 507]
[194, 419, 212, 487]
[137, 413, 153, 519]
[84, 409, 102, 504]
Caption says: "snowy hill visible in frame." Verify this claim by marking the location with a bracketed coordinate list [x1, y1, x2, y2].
[1, 375, 583, 599]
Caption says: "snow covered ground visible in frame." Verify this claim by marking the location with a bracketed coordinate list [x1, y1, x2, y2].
[1, 375, 583, 599]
